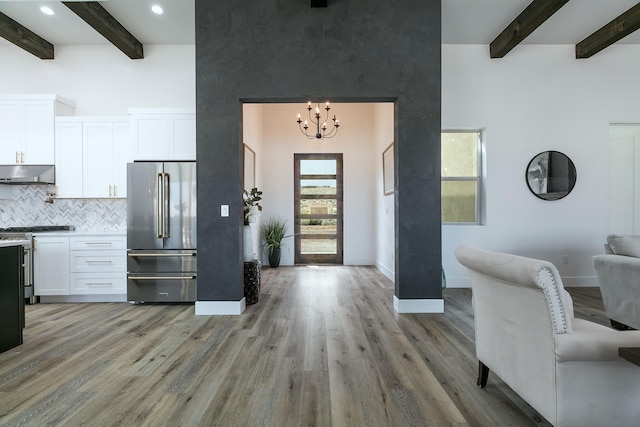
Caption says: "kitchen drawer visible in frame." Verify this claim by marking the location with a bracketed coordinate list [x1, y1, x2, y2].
[69, 236, 126, 251]
[71, 273, 126, 294]
[70, 251, 126, 273]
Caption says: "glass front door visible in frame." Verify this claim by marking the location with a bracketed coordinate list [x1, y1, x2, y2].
[294, 153, 343, 264]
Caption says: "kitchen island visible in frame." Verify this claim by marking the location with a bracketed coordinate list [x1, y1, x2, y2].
[0, 240, 27, 353]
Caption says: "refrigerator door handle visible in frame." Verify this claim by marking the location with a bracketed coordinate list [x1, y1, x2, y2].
[128, 252, 197, 257]
[163, 173, 170, 238]
[156, 173, 164, 238]
[128, 276, 197, 280]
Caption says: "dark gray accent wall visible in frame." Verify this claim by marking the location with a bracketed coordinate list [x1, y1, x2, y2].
[196, 0, 441, 302]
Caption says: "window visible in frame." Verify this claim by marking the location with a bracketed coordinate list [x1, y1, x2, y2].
[441, 130, 483, 224]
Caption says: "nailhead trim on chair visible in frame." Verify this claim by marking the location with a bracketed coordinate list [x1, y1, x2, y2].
[536, 267, 568, 335]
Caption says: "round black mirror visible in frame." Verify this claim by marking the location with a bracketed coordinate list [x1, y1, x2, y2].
[526, 151, 576, 201]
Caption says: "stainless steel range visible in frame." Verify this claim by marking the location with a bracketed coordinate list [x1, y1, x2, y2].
[0, 225, 75, 303]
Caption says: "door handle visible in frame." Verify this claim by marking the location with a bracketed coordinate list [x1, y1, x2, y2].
[128, 252, 196, 257]
[156, 173, 163, 238]
[162, 173, 170, 238]
[128, 276, 196, 280]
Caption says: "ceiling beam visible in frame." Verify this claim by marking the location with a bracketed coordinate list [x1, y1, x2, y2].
[62, 1, 143, 59]
[576, 3, 640, 58]
[0, 11, 54, 59]
[489, 0, 569, 58]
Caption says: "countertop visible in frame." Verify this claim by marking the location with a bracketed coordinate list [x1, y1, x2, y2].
[32, 231, 126, 237]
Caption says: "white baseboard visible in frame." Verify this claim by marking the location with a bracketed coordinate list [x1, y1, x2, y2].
[195, 298, 246, 315]
[393, 296, 444, 313]
[375, 262, 394, 283]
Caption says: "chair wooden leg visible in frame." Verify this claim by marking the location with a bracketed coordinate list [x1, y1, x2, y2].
[477, 361, 489, 388]
[610, 319, 634, 330]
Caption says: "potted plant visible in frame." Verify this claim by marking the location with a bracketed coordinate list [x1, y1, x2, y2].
[261, 216, 294, 268]
[243, 187, 262, 225]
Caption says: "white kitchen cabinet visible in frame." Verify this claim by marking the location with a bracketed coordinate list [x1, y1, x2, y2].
[0, 95, 75, 165]
[129, 108, 196, 160]
[55, 117, 130, 198]
[69, 235, 126, 295]
[54, 120, 84, 198]
[34, 235, 70, 296]
[83, 119, 130, 198]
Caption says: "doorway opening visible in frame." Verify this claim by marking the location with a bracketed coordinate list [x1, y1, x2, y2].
[294, 153, 343, 264]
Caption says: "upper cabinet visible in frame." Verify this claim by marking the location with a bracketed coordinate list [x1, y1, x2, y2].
[0, 95, 75, 165]
[55, 117, 131, 199]
[129, 108, 196, 161]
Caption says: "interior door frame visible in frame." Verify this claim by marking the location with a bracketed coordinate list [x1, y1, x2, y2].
[294, 153, 343, 264]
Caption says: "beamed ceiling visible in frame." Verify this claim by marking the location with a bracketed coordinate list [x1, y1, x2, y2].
[0, 0, 639, 60]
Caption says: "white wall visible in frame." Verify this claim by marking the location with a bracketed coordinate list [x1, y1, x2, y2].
[373, 103, 395, 280]
[259, 103, 379, 266]
[242, 104, 265, 258]
[0, 45, 195, 114]
[442, 44, 640, 287]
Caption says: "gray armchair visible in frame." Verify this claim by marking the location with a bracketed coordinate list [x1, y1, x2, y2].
[456, 245, 640, 427]
[593, 234, 640, 330]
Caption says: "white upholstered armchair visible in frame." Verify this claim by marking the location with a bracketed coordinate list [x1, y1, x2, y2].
[455, 245, 640, 427]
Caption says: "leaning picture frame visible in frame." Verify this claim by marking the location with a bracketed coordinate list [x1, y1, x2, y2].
[244, 144, 256, 191]
[383, 142, 394, 195]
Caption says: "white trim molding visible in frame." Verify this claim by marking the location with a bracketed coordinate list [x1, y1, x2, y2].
[195, 298, 246, 315]
[393, 296, 444, 313]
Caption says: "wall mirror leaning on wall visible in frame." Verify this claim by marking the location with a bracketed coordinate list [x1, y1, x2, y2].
[526, 151, 576, 201]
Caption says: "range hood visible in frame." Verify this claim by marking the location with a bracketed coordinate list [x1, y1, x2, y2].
[0, 165, 55, 185]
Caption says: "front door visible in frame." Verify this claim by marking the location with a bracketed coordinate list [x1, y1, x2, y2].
[294, 153, 343, 264]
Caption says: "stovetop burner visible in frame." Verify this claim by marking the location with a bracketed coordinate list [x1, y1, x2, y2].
[0, 225, 75, 233]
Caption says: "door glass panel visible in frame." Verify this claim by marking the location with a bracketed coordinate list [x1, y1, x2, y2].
[301, 179, 336, 195]
[300, 159, 336, 175]
[300, 218, 337, 235]
[301, 239, 337, 254]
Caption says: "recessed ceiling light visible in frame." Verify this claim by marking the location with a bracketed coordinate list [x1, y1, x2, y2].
[151, 5, 163, 15]
[40, 6, 55, 16]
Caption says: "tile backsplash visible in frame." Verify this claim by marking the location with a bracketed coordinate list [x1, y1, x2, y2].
[0, 186, 125, 232]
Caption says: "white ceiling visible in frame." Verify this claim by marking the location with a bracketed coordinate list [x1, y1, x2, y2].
[0, 0, 639, 48]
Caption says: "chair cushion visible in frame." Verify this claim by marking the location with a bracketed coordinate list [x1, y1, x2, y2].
[607, 234, 640, 258]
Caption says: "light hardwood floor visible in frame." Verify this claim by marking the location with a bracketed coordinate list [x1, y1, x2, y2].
[0, 266, 609, 426]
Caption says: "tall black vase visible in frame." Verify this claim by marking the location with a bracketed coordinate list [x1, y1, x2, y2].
[268, 248, 281, 268]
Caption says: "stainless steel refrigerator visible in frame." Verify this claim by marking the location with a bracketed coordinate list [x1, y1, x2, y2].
[127, 161, 197, 303]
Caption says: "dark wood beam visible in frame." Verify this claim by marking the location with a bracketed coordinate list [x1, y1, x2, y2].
[62, 1, 143, 59]
[490, 0, 569, 58]
[576, 3, 640, 58]
[0, 11, 54, 59]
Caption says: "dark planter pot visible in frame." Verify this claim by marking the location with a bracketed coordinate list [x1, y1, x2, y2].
[268, 248, 281, 268]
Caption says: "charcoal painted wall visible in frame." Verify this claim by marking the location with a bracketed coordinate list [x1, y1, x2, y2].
[195, 0, 441, 303]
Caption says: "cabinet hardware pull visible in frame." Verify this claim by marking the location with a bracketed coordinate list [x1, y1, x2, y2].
[113, 185, 117, 197]
[21, 152, 24, 163]
[129, 276, 196, 280]
[109, 185, 113, 197]
[83, 242, 112, 245]
[85, 260, 113, 263]
[128, 252, 196, 257]
[85, 282, 113, 286]
[16, 151, 19, 163]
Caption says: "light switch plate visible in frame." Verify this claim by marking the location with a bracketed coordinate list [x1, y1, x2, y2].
[221, 205, 229, 217]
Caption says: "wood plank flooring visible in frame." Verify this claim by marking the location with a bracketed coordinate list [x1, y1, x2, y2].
[0, 266, 610, 426]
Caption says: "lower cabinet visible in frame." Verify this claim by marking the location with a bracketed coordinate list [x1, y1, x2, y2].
[34, 234, 126, 301]
[34, 236, 70, 296]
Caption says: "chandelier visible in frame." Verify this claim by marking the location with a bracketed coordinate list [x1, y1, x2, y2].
[296, 102, 340, 140]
